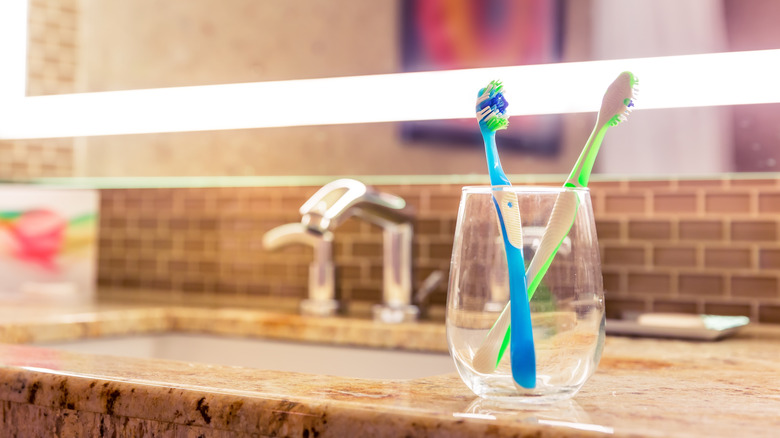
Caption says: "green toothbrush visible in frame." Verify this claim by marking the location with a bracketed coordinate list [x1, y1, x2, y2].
[474, 72, 639, 370]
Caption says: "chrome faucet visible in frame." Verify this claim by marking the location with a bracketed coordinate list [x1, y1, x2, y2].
[262, 223, 337, 316]
[300, 179, 418, 322]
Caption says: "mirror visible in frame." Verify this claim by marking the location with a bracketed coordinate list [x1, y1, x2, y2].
[7, 0, 780, 181]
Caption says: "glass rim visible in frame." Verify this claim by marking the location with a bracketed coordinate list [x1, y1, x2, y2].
[460, 185, 590, 194]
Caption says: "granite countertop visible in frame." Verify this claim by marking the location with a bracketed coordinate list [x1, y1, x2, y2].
[0, 302, 778, 437]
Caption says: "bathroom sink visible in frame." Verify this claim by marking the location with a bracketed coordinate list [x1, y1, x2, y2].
[35, 334, 455, 380]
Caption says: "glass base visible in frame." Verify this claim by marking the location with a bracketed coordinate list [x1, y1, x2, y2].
[300, 299, 339, 316]
[372, 304, 419, 323]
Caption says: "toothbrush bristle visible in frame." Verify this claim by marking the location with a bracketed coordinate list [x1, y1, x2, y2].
[476, 80, 509, 131]
[601, 72, 638, 127]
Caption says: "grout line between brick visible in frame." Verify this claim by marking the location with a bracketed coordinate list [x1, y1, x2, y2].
[644, 242, 652, 269]
[695, 242, 704, 269]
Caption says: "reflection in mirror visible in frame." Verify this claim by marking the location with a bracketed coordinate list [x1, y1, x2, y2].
[1, 0, 779, 182]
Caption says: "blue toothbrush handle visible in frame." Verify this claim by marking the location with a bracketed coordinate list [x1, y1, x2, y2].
[493, 196, 536, 389]
[504, 238, 536, 389]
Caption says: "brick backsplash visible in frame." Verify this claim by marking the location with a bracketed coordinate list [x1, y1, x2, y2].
[96, 177, 780, 323]
[591, 178, 780, 322]
[98, 184, 456, 308]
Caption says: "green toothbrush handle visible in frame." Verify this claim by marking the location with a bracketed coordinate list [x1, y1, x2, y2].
[567, 124, 608, 188]
[494, 190, 581, 366]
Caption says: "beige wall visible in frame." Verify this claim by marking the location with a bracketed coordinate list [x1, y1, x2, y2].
[77, 0, 401, 91]
[73, 0, 588, 177]
[14, 1, 780, 179]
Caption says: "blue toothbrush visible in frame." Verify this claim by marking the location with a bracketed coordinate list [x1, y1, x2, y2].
[474, 80, 536, 389]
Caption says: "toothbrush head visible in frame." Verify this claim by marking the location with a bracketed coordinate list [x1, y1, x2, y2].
[476, 80, 509, 132]
[600, 71, 639, 127]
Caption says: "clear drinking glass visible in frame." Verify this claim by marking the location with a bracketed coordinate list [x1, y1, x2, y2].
[446, 186, 605, 403]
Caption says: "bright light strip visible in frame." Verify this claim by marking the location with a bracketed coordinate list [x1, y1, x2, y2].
[0, 1, 29, 100]
[1, 49, 779, 139]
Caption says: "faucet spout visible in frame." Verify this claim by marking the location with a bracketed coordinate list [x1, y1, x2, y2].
[262, 223, 337, 316]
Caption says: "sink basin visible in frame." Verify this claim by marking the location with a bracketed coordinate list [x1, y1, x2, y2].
[35, 334, 455, 380]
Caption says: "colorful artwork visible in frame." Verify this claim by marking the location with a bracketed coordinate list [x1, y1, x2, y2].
[401, 0, 563, 155]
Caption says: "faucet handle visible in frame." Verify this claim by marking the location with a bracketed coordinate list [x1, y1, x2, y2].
[299, 179, 364, 230]
[299, 179, 408, 231]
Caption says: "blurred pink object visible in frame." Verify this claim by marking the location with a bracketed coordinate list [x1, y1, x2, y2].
[2, 209, 66, 271]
